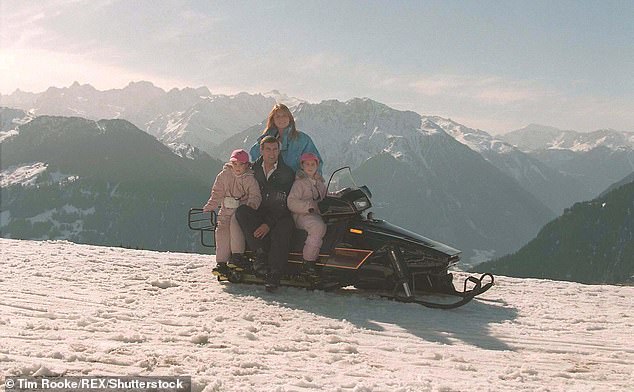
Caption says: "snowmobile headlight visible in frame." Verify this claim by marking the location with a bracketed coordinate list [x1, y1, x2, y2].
[353, 197, 370, 211]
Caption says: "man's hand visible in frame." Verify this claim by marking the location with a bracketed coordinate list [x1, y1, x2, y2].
[254, 223, 270, 239]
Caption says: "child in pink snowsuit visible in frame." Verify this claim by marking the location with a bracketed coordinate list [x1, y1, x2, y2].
[203, 149, 261, 271]
[287, 152, 327, 263]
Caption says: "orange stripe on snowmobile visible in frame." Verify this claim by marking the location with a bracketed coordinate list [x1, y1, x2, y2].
[289, 248, 373, 270]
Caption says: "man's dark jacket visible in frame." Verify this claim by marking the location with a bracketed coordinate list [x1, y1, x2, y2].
[252, 155, 295, 227]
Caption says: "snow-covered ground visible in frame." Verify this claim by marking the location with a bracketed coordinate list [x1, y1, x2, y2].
[1, 238, 632, 391]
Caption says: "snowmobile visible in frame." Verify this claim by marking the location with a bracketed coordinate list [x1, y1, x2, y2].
[188, 167, 493, 309]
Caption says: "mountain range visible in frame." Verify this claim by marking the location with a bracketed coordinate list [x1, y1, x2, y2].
[501, 124, 634, 197]
[5, 82, 631, 214]
[0, 81, 281, 156]
[2, 82, 633, 273]
[0, 112, 222, 252]
[428, 118, 594, 214]
[215, 98, 556, 262]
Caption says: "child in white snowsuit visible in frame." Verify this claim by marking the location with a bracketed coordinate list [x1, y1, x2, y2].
[287, 152, 327, 265]
[203, 149, 261, 272]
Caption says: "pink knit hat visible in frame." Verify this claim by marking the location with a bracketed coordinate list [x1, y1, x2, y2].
[230, 149, 250, 163]
[300, 152, 319, 164]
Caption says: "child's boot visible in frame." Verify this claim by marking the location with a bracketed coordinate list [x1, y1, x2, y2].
[303, 259, 318, 277]
[228, 253, 248, 271]
[212, 262, 229, 276]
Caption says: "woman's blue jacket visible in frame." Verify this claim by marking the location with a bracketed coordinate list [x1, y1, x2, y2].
[249, 127, 323, 174]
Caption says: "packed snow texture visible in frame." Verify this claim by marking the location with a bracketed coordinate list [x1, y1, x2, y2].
[1, 238, 632, 391]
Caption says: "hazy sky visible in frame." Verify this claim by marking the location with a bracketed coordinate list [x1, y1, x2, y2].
[1, 0, 632, 134]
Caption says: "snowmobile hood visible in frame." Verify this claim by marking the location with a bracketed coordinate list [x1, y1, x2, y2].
[362, 218, 461, 257]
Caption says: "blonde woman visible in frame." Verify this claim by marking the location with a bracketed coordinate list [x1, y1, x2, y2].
[249, 103, 323, 173]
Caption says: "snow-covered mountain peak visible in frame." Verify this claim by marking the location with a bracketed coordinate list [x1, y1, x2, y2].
[0, 88, 38, 107]
[125, 80, 161, 90]
[290, 99, 449, 174]
[54, 81, 99, 97]
[296, 98, 425, 140]
[146, 93, 276, 153]
[546, 129, 634, 152]
[502, 124, 633, 153]
[419, 118, 443, 135]
[167, 142, 207, 160]
[521, 123, 575, 134]
[345, 97, 382, 106]
[343, 97, 419, 118]
[262, 90, 305, 107]
[430, 116, 516, 154]
[167, 86, 212, 98]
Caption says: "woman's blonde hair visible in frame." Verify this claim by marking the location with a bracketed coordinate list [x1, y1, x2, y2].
[264, 103, 299, 139]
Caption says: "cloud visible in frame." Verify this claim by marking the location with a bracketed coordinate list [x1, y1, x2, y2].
[195, 51, 633, 134]
[0, 47, 190, 93]
[153, 9, 224, 44]
[1, 1, 630, 135]
[410, 74, 556, 105]
[295, 53, 344, 73]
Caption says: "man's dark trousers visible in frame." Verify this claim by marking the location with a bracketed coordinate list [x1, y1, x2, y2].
[235, 205, 294, 276]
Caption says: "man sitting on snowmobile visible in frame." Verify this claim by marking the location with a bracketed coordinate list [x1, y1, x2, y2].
[235, 135, 295, 292]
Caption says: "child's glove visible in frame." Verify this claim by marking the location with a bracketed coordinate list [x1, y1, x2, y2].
[223, 196, 240, 209]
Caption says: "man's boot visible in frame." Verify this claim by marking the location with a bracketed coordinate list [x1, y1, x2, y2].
[265, 271, 280, 292]
[252, 249, 269, 278]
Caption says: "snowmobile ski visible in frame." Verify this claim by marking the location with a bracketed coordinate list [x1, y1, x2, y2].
[212, 263, 493, 309]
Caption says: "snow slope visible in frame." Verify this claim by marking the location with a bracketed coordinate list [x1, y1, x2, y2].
[1, 238, 632, 391]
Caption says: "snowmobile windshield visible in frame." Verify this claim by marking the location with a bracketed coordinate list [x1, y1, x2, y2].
[327, 167, 358, 196]
[327, 167, 372, 199]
